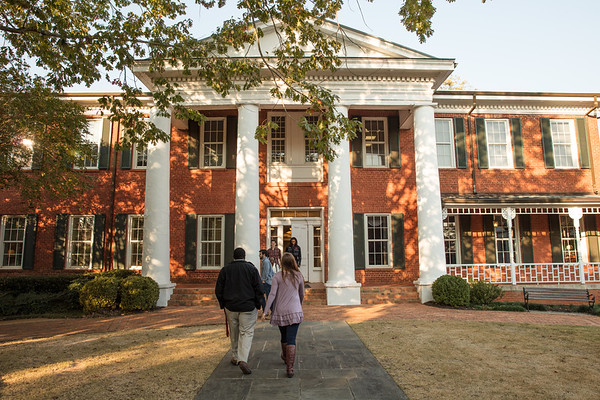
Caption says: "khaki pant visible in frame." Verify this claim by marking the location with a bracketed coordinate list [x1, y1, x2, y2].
[225, 308, 258, 363]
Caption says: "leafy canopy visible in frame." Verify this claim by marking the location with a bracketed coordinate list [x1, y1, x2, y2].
[0, 0, 467, 202]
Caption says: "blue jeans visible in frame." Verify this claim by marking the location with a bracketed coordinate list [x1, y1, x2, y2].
[261, 282, 271, 312]
[279, 323, 300, 346]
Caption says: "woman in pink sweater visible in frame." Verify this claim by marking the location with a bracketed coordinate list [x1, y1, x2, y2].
[262, 252, 305, 378]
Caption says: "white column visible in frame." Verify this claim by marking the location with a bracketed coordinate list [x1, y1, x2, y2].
[235, 104, 260, 268]
[413, 104, 447, 303]
[502, 207, 517, 285]
[326, 105, 361, 305]
[568, 207, 585, 284]
[143, 109, 175, 307]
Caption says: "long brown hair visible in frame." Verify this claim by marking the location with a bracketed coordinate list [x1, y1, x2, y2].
[280, 252, 300, 284]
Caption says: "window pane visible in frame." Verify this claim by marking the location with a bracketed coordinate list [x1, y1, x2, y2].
[271, 116, 286, 163]
[366, 215, 389, 267]
[560, 215, 578, 262]
[68, 216, 94, 269]
[485, 120, 511, 168]
[199, 216, 223, 268]
[2, 216, 26, 267]
[129, 216, 144, 269]
[364, 119, 387, 167]
[83, 120, 103, 168]
[443, 216, 458, 265]
[202, 119, 225, 167]
[550, 120, 576, 168]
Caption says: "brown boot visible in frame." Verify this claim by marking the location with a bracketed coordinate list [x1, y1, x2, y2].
[285, 344, 296, 378]
[280, 342, 287, 363]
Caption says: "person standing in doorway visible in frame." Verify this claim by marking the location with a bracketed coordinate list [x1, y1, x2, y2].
[259, 249, 274, 314]
[262, 252, 305, 378]
[215, 247, 263, 375]
[286, 237, 301, 268]
[267, 239, 282, 273]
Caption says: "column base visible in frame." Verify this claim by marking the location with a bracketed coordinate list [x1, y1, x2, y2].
[414, 280, 433, 304]
[325, 282, 361, 305]
[157, 282, 177, 307]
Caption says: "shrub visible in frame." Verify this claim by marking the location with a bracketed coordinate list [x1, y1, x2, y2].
[432, 275, 470, 307]
[469, 280, 504, 305]
[101, 269, 139, 279]
[0, 290, 82, 316]
[119, 276, 159, 311]
[79, 276, 120, 313]
[0, 275, 92, 293]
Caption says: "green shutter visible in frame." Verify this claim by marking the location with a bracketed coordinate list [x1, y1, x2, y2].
[188, 119, 200, 169]
[391, 213, 405, 269]
[224, 213, 235, 265]
[114, 214, 128, 269]
[548, 214, 563, 263]
[53, 214, 68, 270]
[454, 117, 467, 169]
[120, 148, 132, 169]
[584, 215, 600, 262]
[226, 116, 238, 169]
[483, 215, 496, 264]
[475, 118, 488, 169]
[511, 118, 525, 169]
[540, 118, 555, 169]
[388, 116, 401, 168]
[184, 214, 198, 271]
[575, 118, 590, 169]
[519, 214, 534, 263]
[98, 118, 111, 170]
[351, 116, 363, 168]
[459, 215, 473, 264]
[92, 214, 106, 269]
[22, 214, 37, 270]
[353, 213, 365, 270]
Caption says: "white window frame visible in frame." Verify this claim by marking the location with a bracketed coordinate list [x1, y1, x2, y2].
[304, 115, 321, 163]
[550, 119, 579, 169]
[200, 118, 227, 168]
[435, 118, 456, 168]
[443, 215, 460, 265]
[76, 119, 104, 170]
[132, 144, 148, 169]
[485, 119, 513, 169]
[197, 215, 225, 269]
[127, 215, 144, 270]
[559, 215, 579, 263]
[0, 215, 27, 269]
[268, 114, 287, 164]
[364, 214, 392, 268]
[493, 215, 521, 264]
[362, 118, 388, 168]
[66, 215, 95, 269]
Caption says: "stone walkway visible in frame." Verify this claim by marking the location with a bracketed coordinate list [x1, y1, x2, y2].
[195, 320, 407, 400]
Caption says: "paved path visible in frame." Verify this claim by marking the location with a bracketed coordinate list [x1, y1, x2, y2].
[195, 320, 407, 400]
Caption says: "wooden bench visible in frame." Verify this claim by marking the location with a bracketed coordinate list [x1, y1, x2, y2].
[522, 287, 595, 311]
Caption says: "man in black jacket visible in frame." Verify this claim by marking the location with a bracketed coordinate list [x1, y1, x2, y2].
[215, 247, 263, 374]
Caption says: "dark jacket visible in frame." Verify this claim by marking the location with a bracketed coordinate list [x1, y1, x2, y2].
[215, 259, 263, 312]
[286, 241, 302, 266]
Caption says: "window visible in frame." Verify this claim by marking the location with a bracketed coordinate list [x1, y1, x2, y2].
[304, 116, 320, 163]
[366, 214, 391, 267]
[1, 216, 26, 268]
[270, 116, 286, 163]
[133, 144, 148, 169]
[550, 120, 578, 168]
[443, 216, 459, 264]
[198, 215, 224, 268]
[435, 119, 456, 168]
[363, 118, 388, 167]
[81, 119, 104, 169]
[485, 119, 513, 168]
[559, 215, 578, 262]
[67, 215, 94, 269]
[493, 215, 519, 263]
[127, 215, 144, 269]
[202, 118, 226, 168]
[14, 139, 34, 170]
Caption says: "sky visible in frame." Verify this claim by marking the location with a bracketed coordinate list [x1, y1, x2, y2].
[72, 0, 600, 93]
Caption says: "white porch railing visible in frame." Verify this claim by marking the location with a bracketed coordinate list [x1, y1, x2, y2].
[447, 263, 600, 285]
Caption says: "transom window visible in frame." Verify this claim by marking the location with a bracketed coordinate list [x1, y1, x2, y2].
[127, 215, 144, 269]
[1, 216, 26, 268]
[443, 216, 458, 264]
[486, 119, 513, 168]
[202, 118, 226, 167]
[550, 120, 578, 168]
[559, 215, 579, 262]
[67, 215, 94, 269]
[270, 116, 286, 163]
[198, 215, 224, 268]
[366, 214, 390, 268]
[435, 119, 456, 168]
[493, 215, 519, 263]
[363, 118, 388, 167]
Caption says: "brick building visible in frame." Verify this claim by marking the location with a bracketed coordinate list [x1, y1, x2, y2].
[2, 23, 599, 306]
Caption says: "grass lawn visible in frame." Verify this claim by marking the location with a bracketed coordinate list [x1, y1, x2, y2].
[351, 320, 600, 400]
[0, 325, 228, 400]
